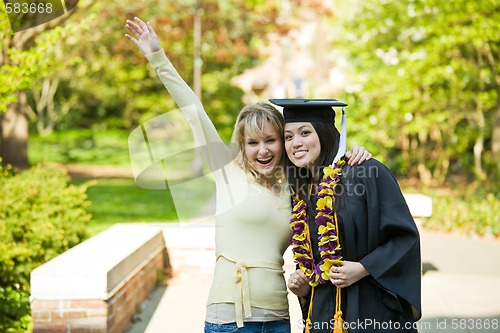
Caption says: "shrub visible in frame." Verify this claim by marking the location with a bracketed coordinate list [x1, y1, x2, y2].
[0, 161, 93, 331]
[423, 183, 500, 238]
[0, 285, 31, 332]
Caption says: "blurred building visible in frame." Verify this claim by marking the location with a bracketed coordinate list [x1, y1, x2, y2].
[234, 3, 347, 104]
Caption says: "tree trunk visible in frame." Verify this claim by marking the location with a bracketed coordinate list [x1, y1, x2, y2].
[485, 42, 500, 176]
[417, 162, 432, 186]
[0, 91, 29, 170]
[34, 77, 59, 136]
[474, 103, 487, 181]
[400, 128, 410, 169]
[492, 94, 500, 175]
[191, 0, 204, 178]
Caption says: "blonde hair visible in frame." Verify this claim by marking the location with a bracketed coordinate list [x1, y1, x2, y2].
[232, 102, 285, 181]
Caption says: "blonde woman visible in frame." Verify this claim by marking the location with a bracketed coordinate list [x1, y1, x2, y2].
[126, 17, 371, 333]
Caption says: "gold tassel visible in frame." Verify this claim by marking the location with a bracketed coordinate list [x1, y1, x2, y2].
[305, 287, 315, 333]
[332, 288, 345, 333]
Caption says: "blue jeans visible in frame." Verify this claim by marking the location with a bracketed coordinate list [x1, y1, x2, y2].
[204, 320, 290, 333]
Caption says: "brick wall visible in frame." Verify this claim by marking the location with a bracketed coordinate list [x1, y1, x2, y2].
[31, 250, 165, 333]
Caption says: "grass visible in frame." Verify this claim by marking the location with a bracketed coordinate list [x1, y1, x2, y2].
[29, 129, 218, 237]
[75, 176, 216, 237]
[72, 178, 180, 237]
[29, 129, 131, 168]
[424, 183, 500, 238]
[400, 179, 500, 238]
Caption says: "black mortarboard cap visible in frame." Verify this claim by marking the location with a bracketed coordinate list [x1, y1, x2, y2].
[269, 98, 347, 124]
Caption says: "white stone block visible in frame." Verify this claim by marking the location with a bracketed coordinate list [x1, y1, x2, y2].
[403, 193, 433, 218]
[31, 224, 165, 300]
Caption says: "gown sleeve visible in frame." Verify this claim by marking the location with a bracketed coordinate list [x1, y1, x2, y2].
[145, 49, 234, 171]
[355, 160, 422, 320]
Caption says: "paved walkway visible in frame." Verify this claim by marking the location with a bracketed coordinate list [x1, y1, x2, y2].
[124, 229, 500, 333]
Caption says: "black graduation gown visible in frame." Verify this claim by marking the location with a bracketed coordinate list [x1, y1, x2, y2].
[299, 159, 421, 333]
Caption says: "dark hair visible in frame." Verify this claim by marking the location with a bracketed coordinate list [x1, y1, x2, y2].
[285, 121, 340, 216]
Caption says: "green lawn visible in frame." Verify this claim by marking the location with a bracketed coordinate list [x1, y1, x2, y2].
[75, 176, 216, 237]
[30, 129, 216, 237]
[72, 178, 180, 236]
[29, 129, 131, 168]
[31, 129, 152, 236]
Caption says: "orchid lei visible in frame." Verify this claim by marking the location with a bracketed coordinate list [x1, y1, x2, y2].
[289, 157, 347, 286]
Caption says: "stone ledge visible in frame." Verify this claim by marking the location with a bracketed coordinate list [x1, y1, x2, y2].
[31, 224, 165, 300]
[30, 224, 167, 333]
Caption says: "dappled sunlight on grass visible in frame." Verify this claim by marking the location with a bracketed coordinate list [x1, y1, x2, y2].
[72, 177, 215, 237]
[71, 178, 177, 236]
[29, 129, 131, 168]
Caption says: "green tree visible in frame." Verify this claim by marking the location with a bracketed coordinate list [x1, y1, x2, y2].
[45, 0, 283, 141]
[0, 2, 91, 170]
[333, 0, 500, 183]
[2, 0, 316, 169]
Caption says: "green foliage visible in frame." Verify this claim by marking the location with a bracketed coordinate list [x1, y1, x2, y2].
[0, 6, 91, 113]
[423, 184, 500, 237]
[202, 68, 245, 142]
[33, 0, 281, 138]
[332, 0, 500, 183]
[0, 285, 31, 332]
[0, 161, 92, 331]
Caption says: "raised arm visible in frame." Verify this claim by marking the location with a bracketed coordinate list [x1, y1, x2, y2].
[125, 17, 233, 168]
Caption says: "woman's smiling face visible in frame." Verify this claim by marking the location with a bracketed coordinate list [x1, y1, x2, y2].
[244, 121, 283, 178]
[284, 122, 321, 170]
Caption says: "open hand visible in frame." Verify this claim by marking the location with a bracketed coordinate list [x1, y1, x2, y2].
[125, 17, 161, 55]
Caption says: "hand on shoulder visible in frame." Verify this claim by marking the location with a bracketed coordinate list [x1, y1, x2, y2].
[345, 145, 372, 166]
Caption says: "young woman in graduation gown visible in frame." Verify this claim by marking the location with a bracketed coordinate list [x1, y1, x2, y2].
[276, 99, 421, 333]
